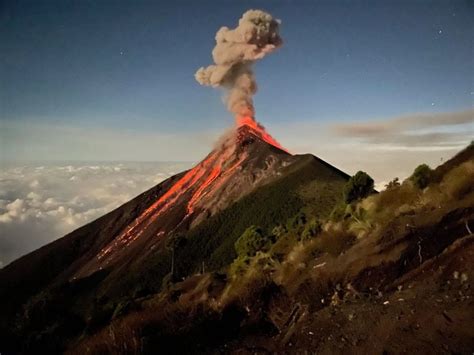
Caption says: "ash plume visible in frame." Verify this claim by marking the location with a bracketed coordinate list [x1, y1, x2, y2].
[195, 9, 282, 119]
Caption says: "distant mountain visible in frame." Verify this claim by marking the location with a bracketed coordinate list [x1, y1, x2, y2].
[0, 120, 350, 353]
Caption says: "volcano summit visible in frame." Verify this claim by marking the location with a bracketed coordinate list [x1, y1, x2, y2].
[74, 118, 299, 279]
[0, 114, 353, 352]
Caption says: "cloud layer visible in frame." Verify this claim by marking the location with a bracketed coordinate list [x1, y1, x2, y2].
[1, 109, 471, 266]
[272, 109, 473, 190]
[0, 162, 192, 267]
[332, 109, 473, 149]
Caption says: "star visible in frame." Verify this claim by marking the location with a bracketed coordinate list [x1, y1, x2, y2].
[438, 29, 442, 35]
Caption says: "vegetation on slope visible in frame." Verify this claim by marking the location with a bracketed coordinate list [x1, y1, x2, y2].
[0, 153, 349, 353]
[73, 144, 474, 354]
[108, 154, 348, 301]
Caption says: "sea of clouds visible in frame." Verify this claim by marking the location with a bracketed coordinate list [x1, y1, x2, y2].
[0, 162, 192, 267]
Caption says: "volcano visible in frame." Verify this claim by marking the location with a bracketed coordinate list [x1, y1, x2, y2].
[0, 119, 352, 352]
[1, 124, 473, 354]
[1, 118, 349, 296]
[73, 118, 297, 278]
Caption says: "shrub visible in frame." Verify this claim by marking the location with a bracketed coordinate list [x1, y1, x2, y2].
[313, 230, 355, 256]
[441, 160, 474, 199]
[330, 202, 349, 221]
[343, 171, 374, 203]
[347, 206, 374, 239]
[410, 164, 433, 189]
[271, 224, 287, 238]
[228, 255, 251, 278]
[363, 182, 417, 221]
[301, 218, 322, 241]
[234, 226, 272, 257]
[384, 177, 400, 190]
[286, 211, 307, 231]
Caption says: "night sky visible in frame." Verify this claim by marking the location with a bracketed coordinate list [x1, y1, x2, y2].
[1, 0, 473, 161]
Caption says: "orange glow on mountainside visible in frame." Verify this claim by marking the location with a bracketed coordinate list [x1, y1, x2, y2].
[187, 165, 221, 214]
[95, 117, 288, 264]
[98, 152, 218, 260]
[237, 116, 288, 153]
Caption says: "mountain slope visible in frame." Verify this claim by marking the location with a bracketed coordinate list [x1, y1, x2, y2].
[0, 123, 350, 353]
[72, 123, 295, 279]
[72, 143, 474, 355]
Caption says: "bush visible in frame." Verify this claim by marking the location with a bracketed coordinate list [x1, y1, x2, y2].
[347, 206, 374, 239]
[330, 202, 349, 221]
[234, 226, 272, 257]
[271, 224, 287, 238]
[228, 255, 251, 278]
[410, 164, 433, 189]
[343, 171, 374, 203]
[441, 161, 474, 199]
[384, 177, 400, 190]
[286, 211, 307, 232]
[301, 218, 322, 241]
[313, 230, 355, 256]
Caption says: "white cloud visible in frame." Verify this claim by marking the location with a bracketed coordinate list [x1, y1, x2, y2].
[1, 110, 471, 266]
[0, 162, 192, 267]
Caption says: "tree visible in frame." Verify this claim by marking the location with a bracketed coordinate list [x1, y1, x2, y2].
[343, 171, 374, 203]
[384, 177, 400, 190]
[234, 226, 271, 257]
[410, 164, 433, 189]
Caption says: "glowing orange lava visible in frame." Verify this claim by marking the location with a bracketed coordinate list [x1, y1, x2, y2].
[237, 116, 288, 153]
[98, 152, 218, 260]
[187, 165, 221, 214]
[96, 116, 288, 263]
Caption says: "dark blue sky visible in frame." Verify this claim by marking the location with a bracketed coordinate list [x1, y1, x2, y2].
[1, 0, 473, 160]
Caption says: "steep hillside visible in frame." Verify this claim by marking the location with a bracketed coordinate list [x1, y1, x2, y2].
[0, 126, 349, 353]
[69, 144, 474, 354]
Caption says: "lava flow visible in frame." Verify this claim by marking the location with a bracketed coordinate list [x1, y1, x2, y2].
[95, 117, 288, 264]
[237, 116, 288, 153]
[97, 152, 219, 260]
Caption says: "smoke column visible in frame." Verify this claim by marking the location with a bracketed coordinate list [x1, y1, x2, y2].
[195, 10, 282, 121]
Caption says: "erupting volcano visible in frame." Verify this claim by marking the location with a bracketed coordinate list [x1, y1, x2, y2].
[3, 5, 474, 354]
[76, 116, 292, 277]
[237, 116, 288, 152]
[74, 9, 289, 277]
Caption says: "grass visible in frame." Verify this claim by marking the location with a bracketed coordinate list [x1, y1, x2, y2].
[57, 145, 474, 352]
[176, 155, 347, 277]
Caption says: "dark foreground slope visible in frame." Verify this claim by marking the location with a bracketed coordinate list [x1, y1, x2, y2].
[70, 144, 474, 354]
[0, 132, 349, 353]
